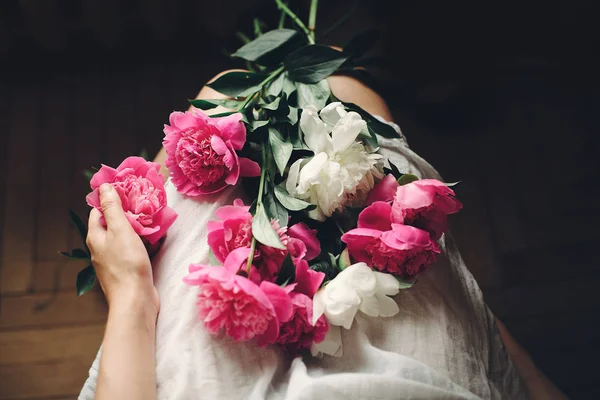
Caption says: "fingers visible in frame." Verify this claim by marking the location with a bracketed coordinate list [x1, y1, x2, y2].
[86, 208, 104, 249]
[99, 184, 129, 230]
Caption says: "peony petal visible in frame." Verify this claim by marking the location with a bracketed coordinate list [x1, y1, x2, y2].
[222, 247, 252, 273]
[213, 112, 246, 150]
[238, 157, 261, 177]
[144, 206, 178, 244]
[210, 134, 229, 156]
[215, 203, 251, 221]
[357, 201, 393, 231]
[319, 102, 347, 129]
[89, 165, 119, 189]
[365, 174, 399, 205]
[298, 152, 328, 187]
[288, 223, 321, 260]
[170, 110, 200, 131]
[117, 156, 149, 173]
[312, 289, 326, 326]
[285, 158, 304, 195]
[380, 224, 433, 251]
[260, 281, 294, 323]
[85, 188, 101, 209]
[311, 324, 343, 357]
[374, 271, 401, 296]
[294, 259, 325, 298]
[331, 111, 366, 153]
[341, 228, 382, 264]
[300, 107, 333, 154]
[374, 294, 400, 317]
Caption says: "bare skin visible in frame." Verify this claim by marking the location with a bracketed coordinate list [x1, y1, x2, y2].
[90, 71, 564, 400]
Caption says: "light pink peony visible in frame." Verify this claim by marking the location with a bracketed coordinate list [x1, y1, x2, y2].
[391, 179, 462, 240]
[276, 291, 328, 355]
[163, 109, 260, 196]
[183, 247, 293, 345]
[86, 156, 178, 244]
[207, 200, 321, 282]
[341, 201, 440, 279]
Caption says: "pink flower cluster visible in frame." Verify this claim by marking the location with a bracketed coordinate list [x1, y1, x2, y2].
[342, 175, 462, 279]
[184, 199, 328, 353]
[86, 156, 178, 244]
[163, 109, 260, 196]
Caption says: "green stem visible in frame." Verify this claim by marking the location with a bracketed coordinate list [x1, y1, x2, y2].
[246, 141, 269, 274]
[334, 219, 345, 236]
[278, 2, 287, 28]
[308, 0, 318, 43]
[237, 66, 285, 112]
[274, 0, 312, 42]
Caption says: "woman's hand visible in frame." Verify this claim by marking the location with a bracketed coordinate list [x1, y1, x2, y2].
[87, 183, 159, 316]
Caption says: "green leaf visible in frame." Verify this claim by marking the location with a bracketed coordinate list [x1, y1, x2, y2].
[276, 253, 296, 286]
[139, 148, 150, 161]
[338, 248, 351, 270]
[82, 169, 94, 182]
[261, 97, 281, 110]
[309, 260, 339, 283]
[446, 181, 461, 187]
[273, 185, 316, 211]
[207, 71, 267, 98]
[282, 74, 297, 96]
[188, 98, 241, 110]
[396, 276, 417, 289]
[266, 73, 285, 97]
[76, 265, 96, 296]
[397, 174, 419, 186]
[60, 248, 90, 260]
[286, 106, 298, 125]
[295, 80, 331, 109]
[232, 29, 302, 65]
[210, 111, 237, 118]
[343, 30, 379, 57]
[252, 205, 285, 249]
[68, 209, 89, 252]
[268, 127, 293, 176]
[250, 120, 270, 131]
[284, 45, 348, 84]
[343, 101, 398, 138]
[264, 187, 288, 228]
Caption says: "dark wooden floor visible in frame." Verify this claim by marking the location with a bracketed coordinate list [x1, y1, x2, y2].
[1, 1, 599, 398]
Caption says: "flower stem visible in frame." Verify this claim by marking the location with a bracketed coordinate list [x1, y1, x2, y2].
[308, 0, 318, 43]
[334, 219, 345, 236]
[237, 66, 285, 112]
[246, 141, 269, 274]
[274, 0, 313, 43]
[278, 1, 287, 28]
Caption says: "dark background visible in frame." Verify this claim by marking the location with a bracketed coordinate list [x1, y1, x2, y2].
[1, 0, 599, 398]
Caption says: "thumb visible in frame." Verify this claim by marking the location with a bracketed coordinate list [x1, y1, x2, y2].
[99, 184, 128, 230]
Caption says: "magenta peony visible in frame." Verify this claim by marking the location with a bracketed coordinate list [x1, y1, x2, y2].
[207, 200, 321, 282]
[391, 179, 462, 240]
[183, 248, 293, 346]
[341, 201, 440, 279]
[163, 109, 260, 196]
[86, 156, 178, 244]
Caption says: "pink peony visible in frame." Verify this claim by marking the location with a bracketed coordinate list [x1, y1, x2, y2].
[183, 248, 293, 345]
[341, 201, 440, 279]
[207, 200, 321, 282]
[163, 109, 260, 196]
[365, 174, 398, 205]
[391, 179, 462, 240]
[276, 291, 328, 355]
[86, 156, 178, 244]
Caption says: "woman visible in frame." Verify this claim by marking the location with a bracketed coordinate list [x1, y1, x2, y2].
[81, 73, 566, 400]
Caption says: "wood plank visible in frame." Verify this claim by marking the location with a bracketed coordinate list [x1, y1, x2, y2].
[68, 73, 106, 250]
[137, 62, 170, 161]
[1, 84, 40, 293]
[485, 279, 600, 320]
[0, 325, 104, 365]
[33, 76, 72, 279]
[30, 260, 93, 293]
[0, 81, 10, 292]
[104, 67, 137, 166]
[0, 290, 106, 329]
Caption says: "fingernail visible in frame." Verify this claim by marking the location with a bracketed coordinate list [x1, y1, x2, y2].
[100, 184, 113, 195]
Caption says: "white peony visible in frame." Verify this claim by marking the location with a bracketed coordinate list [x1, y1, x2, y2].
[310, 262, 401, 357]
[285, 102, 382, 221]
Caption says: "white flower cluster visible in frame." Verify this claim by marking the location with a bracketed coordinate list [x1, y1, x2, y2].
[311, 263, 401, 357]
[285, 103, 382, 221]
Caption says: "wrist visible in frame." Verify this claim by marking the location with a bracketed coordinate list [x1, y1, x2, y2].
[108, 283, 159, 322]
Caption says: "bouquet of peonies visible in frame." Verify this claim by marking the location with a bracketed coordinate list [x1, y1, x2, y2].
[62, 0, 461, 357]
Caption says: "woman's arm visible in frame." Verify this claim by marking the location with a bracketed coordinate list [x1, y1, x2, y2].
[87, 184, 160, 400]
